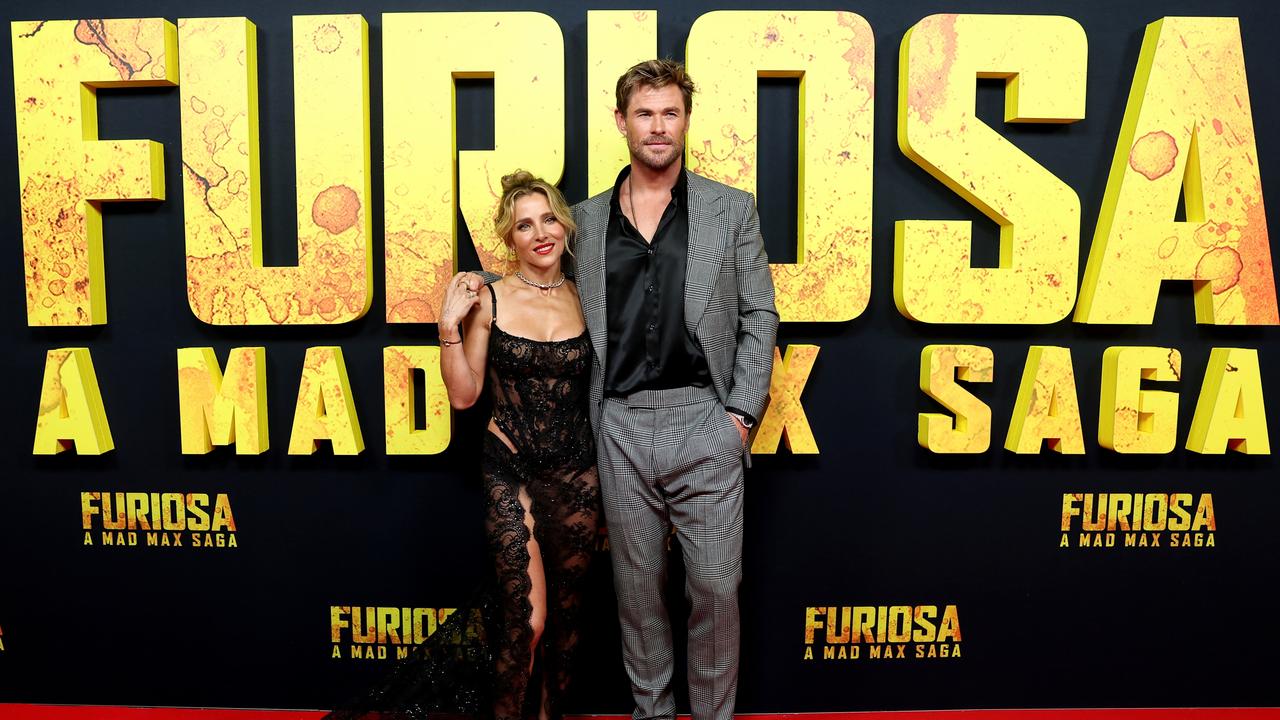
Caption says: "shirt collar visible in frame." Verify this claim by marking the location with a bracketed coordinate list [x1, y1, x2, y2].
[609, 162, 687, 210]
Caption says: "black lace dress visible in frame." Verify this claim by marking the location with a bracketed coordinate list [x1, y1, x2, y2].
[328, 284, 601, 720]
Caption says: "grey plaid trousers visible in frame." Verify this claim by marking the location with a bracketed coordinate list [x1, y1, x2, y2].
[598, 385, 745, 720]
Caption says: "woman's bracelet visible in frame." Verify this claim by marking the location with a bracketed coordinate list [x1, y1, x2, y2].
[440, 328, 463, 347]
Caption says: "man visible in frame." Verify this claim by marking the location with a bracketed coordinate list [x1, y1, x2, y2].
[576, 59, 778, 720]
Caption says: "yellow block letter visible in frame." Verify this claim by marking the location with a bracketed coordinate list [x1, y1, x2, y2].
[918, 344, 993, 453]
[1077, 18, 1278, 325]
[384, 346, 450, 455]
[1099, 346, 1180, 454]
[752, 345, 819, 454]
[896, 14, 1086, 324]
[1005, 346, 1085, 454]
[177, 347, 268, 454]
[1187, 348, 1269, 454]
[587, 11, 657, 196]
[33, 348, 114, 455]
[687, 11, 874, 322]
[13, 19, 177, 326]
[289, 347, 364, 455]
[383, 12, 564, 323]
[179, 15, 373, 325]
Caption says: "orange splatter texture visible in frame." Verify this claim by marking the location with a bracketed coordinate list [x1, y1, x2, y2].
[1078, 18, 1276, 325]
[687, 11, 874, 322]
[906, 14, 958, 125]
[382, 13, 564, 324]
[15, 19, 175, 325]
[312, 185, 361, 234]
[1196, 246, 1243, 293]
[74, 19, 165, 81]
[837, 11, 875, 96]
[179, 16, 371, 325]
[1006, 347, 1084, 454]
[897, 15, 1085, 324]
[1236, 196, 1276, 323]
[38, 351, 73, 417]
[1129, 131, 1178, 180]
[385, 230, 454, 323]
[918, 344, 993, 453]
[289, 346, 363, 455]
[752, 345, 819, 454]
[312, 23, 342, 54]
[22, 176, 91, 321]
[384, 346, 449, 455]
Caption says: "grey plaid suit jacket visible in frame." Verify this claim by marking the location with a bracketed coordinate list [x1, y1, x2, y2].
[573, 170, 780, 448]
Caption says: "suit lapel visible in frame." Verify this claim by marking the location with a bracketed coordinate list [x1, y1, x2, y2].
[576, 197, 610, 369]
[684, 172, 726, 334]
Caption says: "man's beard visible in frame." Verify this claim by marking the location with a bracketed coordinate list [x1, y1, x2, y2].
[629, 134, 683, 171]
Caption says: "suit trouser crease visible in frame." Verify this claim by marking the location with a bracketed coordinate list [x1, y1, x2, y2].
[598, 385, 744, 720]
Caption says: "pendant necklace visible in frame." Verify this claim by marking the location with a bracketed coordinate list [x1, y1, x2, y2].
[626, 178, 637, 228]
[515, 270, 565, 296]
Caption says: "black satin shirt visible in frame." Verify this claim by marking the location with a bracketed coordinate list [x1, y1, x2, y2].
[604, 166, 711, 396]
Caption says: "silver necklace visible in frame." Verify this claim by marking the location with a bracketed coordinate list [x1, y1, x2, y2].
[626, 178, 637, 227]
[515, 270, 565, 291]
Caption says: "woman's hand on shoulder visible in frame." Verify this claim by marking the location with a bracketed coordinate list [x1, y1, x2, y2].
[440, 272, 484, 334]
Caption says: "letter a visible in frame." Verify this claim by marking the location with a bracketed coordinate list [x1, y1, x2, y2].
[33, 348, 114, 454]
[1187, 348, 1270, 454]
[1005, 346, 1085, 454]
[289, 346, 364, 454]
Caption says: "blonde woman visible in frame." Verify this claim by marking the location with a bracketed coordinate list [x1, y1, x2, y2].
[438, 171, 601, 720]
[328, 173, 599, 720]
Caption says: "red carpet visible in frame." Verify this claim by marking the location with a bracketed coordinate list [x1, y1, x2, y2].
[2, 708, 1280, 719]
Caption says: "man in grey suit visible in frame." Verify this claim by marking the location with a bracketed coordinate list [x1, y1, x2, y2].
[577, 59, 778, 720]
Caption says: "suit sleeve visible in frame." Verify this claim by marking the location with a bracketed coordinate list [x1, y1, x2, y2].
[725, 194, 780, 423]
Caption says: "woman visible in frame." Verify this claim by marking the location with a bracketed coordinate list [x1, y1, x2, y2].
[328, 172, 600, 720]
[440, 171, 600, 720]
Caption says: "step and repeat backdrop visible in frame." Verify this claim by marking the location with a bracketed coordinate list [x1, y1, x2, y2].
[1, 0, 1278, 713]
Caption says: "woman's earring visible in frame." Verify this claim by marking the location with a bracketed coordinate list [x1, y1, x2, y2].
[506, 245, 517, 261]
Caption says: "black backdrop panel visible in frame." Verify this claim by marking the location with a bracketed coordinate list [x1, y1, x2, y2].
[1, 0, 1278, 712]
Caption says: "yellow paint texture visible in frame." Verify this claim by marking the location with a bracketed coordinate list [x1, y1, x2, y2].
[383, 13, 564, 324]
[13, 19, 177, 326]
[587, 11, 656, 196]
[384, 346, 450, 455]
[33, 348, 114, 454]
[1004, 346, 1085, 454]
[1099, 346, 1180, 454]
[1186, 348, 1269, 454]
[289, 346, 364, 455]
[1077, 18, 1278, 325]
[179, 15, 372, 325]
[177, 347, 268, 454]
[687, 11, 874, 322]
[918, 344, 993, 453]
[752, 344, 819, 454]
[896, 14, 1086, 324]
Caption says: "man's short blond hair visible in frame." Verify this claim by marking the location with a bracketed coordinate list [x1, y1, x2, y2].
[615, 59, 696, 115]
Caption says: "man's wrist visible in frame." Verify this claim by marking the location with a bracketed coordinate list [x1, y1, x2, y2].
[726, 408, 755, 428]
